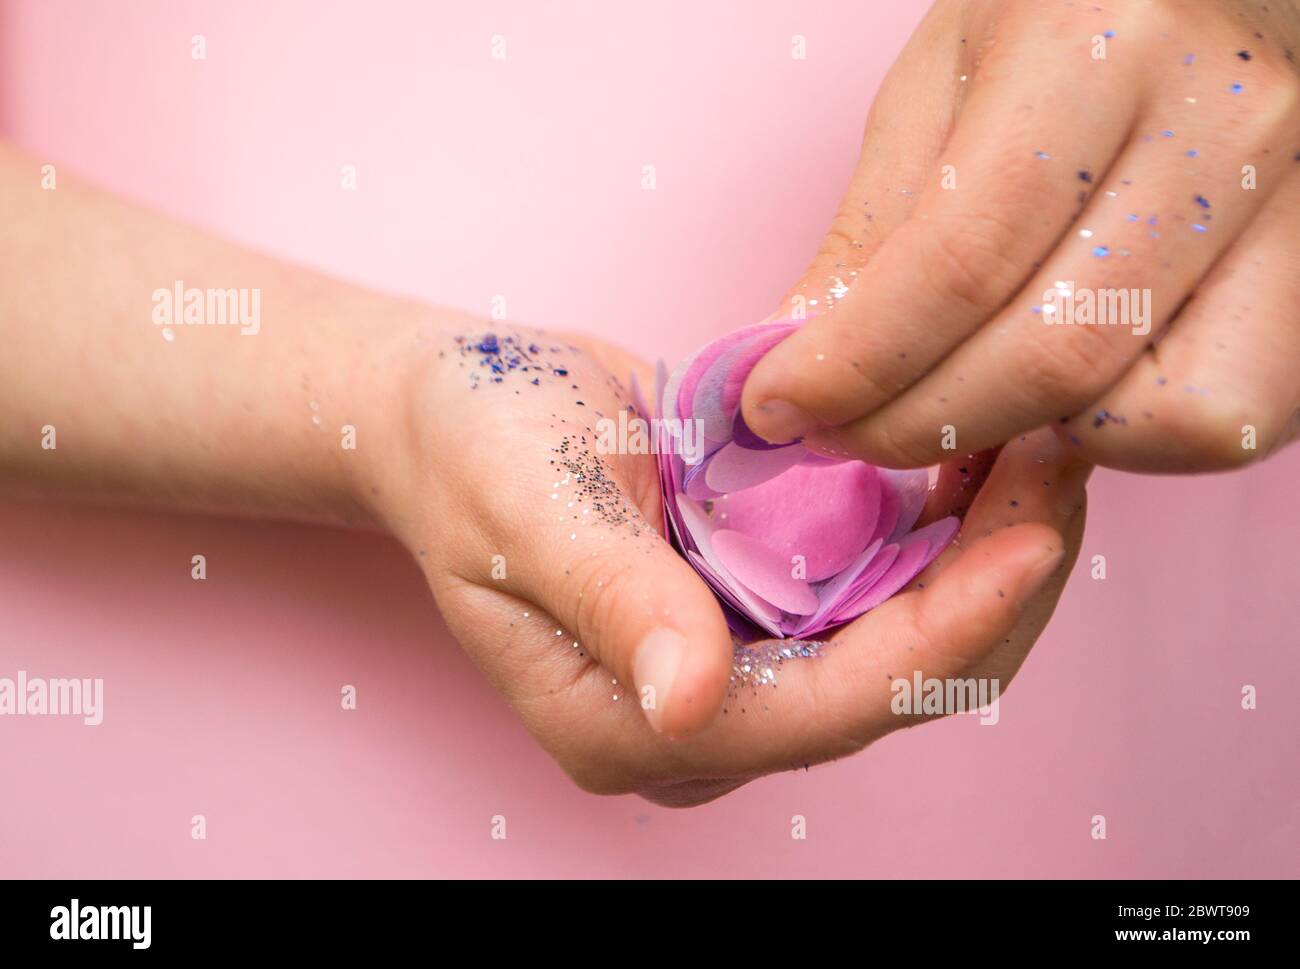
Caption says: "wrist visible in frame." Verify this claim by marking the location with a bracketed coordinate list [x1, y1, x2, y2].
[344, 300, 480, 546]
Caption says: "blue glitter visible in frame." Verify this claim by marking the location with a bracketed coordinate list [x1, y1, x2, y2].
[477, 333, 500, 354]
[1237, 50, 1251, 61]
[1126, 213, 1139, 222]
[1230, 83, 1244, 94]
[1192, 223, 1208, 233]
[1035, 150, 1051, 160]
[1184, 53, 1196, 65]
[1030, 305, 1043, 314]
[1186, 149, 1199, 157]
[1092, 245, 1111, 258]
[1162, 130, 1175, 137]
[1194, 194, 1211, 208]
[1104, 30, 1116, 38]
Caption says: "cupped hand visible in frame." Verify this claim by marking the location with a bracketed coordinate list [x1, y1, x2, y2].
[380, 321, 1088, 805]
[743, 0, 1300, 474]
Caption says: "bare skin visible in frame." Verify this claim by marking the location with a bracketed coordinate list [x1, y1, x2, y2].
[744, 0, 1300, 473]
[0, 140, 1089, 805]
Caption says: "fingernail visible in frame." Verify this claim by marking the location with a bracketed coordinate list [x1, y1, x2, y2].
[751, 399, 817, 445]
[633, 627, 687, 734]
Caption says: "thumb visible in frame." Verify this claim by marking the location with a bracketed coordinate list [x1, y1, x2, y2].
[513, 505, 735, 738]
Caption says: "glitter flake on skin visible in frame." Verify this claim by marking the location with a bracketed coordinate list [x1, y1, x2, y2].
[548, 435, 648, 536]
[726, 638, 828, 710]
[452, 331, 576, 390]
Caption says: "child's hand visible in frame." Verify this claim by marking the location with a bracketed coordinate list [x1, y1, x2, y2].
[377, 322, 1088, 805]
[743, 0, 1300, 473]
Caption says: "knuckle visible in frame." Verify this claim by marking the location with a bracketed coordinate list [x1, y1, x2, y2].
[825, 347, 901, 419]
[867, 415, 941, 468]
[1014, 325, 1127, 415]
[775, 321, 898, 421]
[915, 214, 1026, 317]
[816, 212, 868, 267]
[805, 672, 877, 753]
[569, 555, 639, 665]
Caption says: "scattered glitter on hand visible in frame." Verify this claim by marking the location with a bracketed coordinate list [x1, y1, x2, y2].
[725, 638, 828, 711]
[453, 331, 575, 389]
[549, 434, 649, 536]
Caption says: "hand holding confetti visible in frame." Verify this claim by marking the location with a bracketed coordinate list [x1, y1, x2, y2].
[399, 321, 1088, 803]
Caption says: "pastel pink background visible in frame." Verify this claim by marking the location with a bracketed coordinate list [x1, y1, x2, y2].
[1, 0, 1295, 878]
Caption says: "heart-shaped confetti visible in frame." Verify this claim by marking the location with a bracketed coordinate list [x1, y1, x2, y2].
[654, 320, 959, 641]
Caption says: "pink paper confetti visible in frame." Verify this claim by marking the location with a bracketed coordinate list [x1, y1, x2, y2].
[656, 320, 959, 641]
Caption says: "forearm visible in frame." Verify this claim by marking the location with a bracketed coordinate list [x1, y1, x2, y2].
[0, 143, 447, 529]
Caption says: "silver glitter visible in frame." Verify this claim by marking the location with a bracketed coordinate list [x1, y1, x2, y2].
[724, 638, 828, 711]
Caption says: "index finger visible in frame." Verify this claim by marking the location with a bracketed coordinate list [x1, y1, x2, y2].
[742, 11, 1146, 453]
